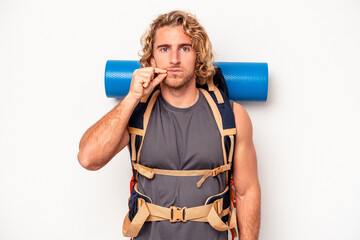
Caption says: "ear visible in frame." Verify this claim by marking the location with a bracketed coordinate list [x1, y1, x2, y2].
[150, 57, 156, 68]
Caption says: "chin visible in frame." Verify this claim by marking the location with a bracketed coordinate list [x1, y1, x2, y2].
[164, 79, 181, 88]
[163, 78, 190, 90]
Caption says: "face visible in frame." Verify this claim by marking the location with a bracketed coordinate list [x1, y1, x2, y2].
[151, 25, 197, 90]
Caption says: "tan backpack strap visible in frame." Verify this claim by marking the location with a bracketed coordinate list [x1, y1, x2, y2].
[199, 89, 224, 136]
[134, 162, 208, 178]
[140, 94, 150, 103]
[200, 88, 227, 170]
[133, 163, 155, 179]
[128, 127, 145, 161]
[128, 127, 145, 136]
[200, 88, 235, 184]
[122, 190, 235, 237]
[207, 78, 224, 104]
[122, 199, 150, 237]
[196, 164, 231, 188]
[130, 133, 136, 161]
[228, 135, 235, 165]
[207, 200, 237, 231]
[223, 128, 236, 136]
[136, 90, 160, 165]
[146, 203, 213, 222]
[145, 201, 231, 224]
[133, 162, 232, 188]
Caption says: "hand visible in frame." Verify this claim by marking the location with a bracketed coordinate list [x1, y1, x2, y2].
[129, 67, 167, 100]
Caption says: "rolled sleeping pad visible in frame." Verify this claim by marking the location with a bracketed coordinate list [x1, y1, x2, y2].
[105, 60, 268, 101]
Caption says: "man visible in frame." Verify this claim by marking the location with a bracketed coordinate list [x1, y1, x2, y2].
[78, 10, 260, 240]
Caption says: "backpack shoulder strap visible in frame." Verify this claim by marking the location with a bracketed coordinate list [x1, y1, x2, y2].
[128, 89, 160, 176]
[199, 84, 236, 184]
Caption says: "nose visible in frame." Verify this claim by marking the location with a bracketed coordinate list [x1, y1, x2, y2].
[169, 49, 180, 65]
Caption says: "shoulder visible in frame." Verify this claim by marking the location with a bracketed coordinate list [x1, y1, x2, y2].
[232, 102, 253, 141]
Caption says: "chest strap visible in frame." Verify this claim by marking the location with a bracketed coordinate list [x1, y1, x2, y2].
[133, 162, 232, 188]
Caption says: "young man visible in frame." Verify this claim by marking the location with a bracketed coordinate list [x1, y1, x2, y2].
[78, 10, 261, 240]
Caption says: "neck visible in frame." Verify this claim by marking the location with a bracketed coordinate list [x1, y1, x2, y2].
[160, 79, 199, 108]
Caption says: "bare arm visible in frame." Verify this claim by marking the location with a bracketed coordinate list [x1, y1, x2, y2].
[232, 102, 261, 240]
[77, 67, 167, 170]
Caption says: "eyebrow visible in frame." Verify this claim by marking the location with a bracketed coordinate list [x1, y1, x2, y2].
[156, 43, 192, 49]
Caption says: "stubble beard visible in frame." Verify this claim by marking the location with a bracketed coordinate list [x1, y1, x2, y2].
[163, 71, 195, 90]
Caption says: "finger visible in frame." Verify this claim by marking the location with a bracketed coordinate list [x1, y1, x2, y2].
[154, 68, 167, 74]
[138, 71, 154, 80]
[150, 73, 167, 87]
[142, 78, 151, 88]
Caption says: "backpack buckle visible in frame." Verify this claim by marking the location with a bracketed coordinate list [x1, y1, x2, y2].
[169, 206, 187, 223]
[211, 166, 222, 177]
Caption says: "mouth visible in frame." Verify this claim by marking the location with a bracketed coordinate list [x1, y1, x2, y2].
[167, 68, 182, 73]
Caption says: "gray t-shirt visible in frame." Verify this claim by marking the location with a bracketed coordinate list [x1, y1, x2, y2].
[136, 90, 228, 240]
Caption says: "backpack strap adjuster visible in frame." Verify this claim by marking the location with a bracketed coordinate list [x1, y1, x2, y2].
[211, 166, 223, 177]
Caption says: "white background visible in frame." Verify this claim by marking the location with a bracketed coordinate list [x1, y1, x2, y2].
[1, 0, 359, 239]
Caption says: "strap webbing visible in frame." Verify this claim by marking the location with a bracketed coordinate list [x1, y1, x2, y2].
[130, 134, 136, 161]
[196, 164, 231, 188]
[133, 162, 232, 188]
[199, 89, 224, 136]
[128, 127, 145, 136]
[146, 203, 213, 222]
[122, 203, 150, 237]
[200, 88, 230, 182]
[223, 128, 237, 136]
[207, 78, 224, 104]
[122, 198, 236, 237]
[133, 90, 160, 181]
[208, 201, 236, 231]
[228, 135, 235, 165]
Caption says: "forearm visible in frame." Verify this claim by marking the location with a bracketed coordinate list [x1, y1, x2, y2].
[78, 67, 167, 170]
[78, 93, 139, 170]
[235, 187, 261, 240]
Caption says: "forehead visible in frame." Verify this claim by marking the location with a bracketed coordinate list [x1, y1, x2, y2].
[153, 25, 192, 46]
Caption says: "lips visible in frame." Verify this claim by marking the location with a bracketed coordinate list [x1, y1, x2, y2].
[167, 68, 182, 73]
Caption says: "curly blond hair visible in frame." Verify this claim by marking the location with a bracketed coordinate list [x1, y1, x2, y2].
[139, 10, 215, 85]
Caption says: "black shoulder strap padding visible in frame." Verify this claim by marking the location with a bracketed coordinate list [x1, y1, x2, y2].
[128, 87, 159, 130]
[196, 67, 229, 98]
[213, 67, 229, 98]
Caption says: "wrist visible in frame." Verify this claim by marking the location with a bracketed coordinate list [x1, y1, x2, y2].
[125, 91, 141, 105]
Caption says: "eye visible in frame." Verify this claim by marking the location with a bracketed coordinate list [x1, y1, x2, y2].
[160, 47, 169, 52]
[180, 46, 190, 52]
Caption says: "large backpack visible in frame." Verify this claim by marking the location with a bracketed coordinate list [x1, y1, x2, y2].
[123, 68, 238, 238]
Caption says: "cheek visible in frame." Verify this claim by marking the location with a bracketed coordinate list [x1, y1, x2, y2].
[153, 54, 167, 66]
[191, 52, 197, 64]
[189, 54, 197, 69]
[183, 53, 197, 66]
